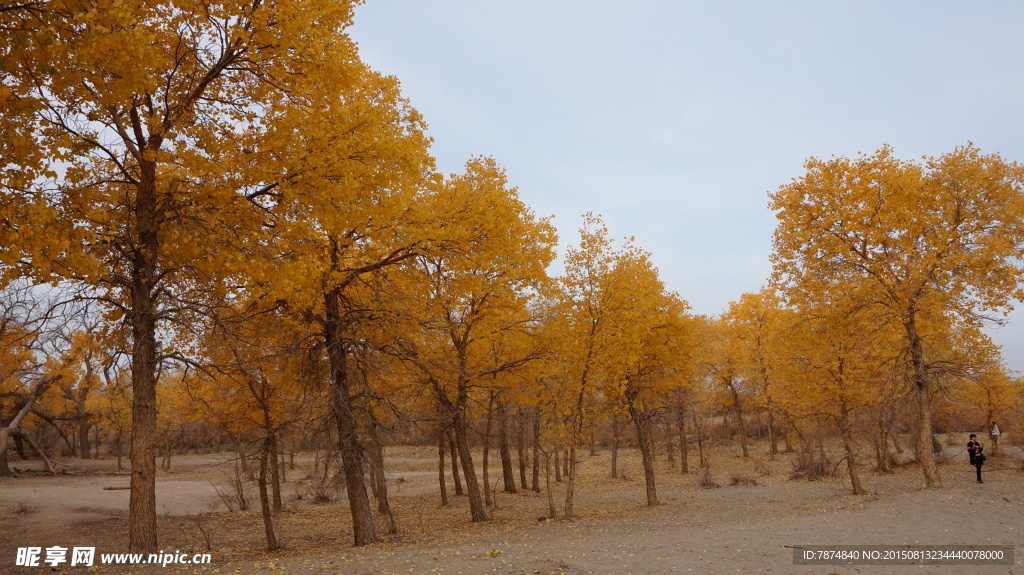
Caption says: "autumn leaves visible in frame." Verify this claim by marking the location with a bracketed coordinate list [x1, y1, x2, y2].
[4, 0, 1024, 557]
[768, 145, 1024, 489]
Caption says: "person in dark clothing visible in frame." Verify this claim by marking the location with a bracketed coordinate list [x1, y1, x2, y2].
[967, 434, 985, 483]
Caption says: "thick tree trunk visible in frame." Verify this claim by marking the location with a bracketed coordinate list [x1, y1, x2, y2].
[497, 402, 517, 493]
[452, 382, 488, 521]
[128, 151, 161, 554]
[629, 403, 658, 506]
[324, 289, 377, 546]
[258, 439, 278, 551]
[905, 314, 941, 488]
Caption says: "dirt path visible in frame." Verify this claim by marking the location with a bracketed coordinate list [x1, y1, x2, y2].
[221, 463, 1023, 575]
[1, 445, 1022, 574]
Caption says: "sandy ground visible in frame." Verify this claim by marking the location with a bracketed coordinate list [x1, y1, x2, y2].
[1, 441, 1022, 575]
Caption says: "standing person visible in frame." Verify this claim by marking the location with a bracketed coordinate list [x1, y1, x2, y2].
[990, 422, 1001, 454]
[967, 434, 985, 484]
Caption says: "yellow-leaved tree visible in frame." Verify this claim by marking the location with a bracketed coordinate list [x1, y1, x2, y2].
[396, 158, 556, 523]
[776, 294, 901, 494]
[770, 144, 1024, 488]
[0, 0, 365, 552]
[597, 246, 690, 508]
[552, 214, 691, 514]
[720, 290, 787, 459]
[239, 64, 433, 545]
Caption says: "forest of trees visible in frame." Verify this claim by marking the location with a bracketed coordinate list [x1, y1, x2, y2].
[3, 0, 1024, 556]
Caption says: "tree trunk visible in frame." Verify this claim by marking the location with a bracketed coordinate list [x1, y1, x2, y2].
[563, 446, 576, 520]
[783, 419, 796, 453]
[610, 412, 620, 479]
[692, 409, 707, 467]
[366, 422, 397, 534]
[554, 449, 561, 482]
[76, 357, 94, 460]
[452, 383, 489, 521]
[497, 402, 517, 493]
[905, 314, 941, 488]
[269, 433, 282, 513]
[531, 411, 540, 492]
[13, 433, 29, 460]
[629, 402, 658, 506]
[128, 152, 161, 554]
[677, 403, 689, 475]
[13, 430, 56, 474]
[324, 289, 377, 546]
[78, 414, 91, 460]
[0, 377, 53, 477]
[839, 403, 864, 495]
[482, 392, 494, 507]
[544, 451, 555, 519]
[115, 431, 123, 472]
[437, 426, 449, 506]
[161, 439, 172, 470]
[258, 439, 278, 552]
[448, 431, 464, 496]
[0, 432, 11, 476]
[237, 445, 250, 477]
[875, 421, 892, 472]
[665, 418, 675, 465]
[516, 409, 528, 490]
[727, 380, 749, 457]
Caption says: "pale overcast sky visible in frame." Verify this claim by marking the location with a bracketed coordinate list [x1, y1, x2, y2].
[349, 1, 1024, 370]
